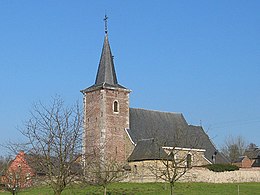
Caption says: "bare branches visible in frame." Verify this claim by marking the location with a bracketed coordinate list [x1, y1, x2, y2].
[84, 156, 125, 195]
[220, 135, 247, 163]
[146, 128, 204, 195]
[83, 137, 126, 195]
[15, 97, 83, 195]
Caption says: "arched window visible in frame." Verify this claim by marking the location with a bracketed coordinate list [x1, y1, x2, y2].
[113, 100, 119, 113]
[134, 165, 137, 173]
[187, 154, 192, 168]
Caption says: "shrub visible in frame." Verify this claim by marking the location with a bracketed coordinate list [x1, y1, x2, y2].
[203, 164, 239, 172]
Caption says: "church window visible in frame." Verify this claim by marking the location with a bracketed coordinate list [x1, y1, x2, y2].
[187, 154, 192, 168]
[134, 165, 137, 173]
[113, 100, 119, 113]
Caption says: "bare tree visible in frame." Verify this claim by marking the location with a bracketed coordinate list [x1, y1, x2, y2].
[0, 152, 35, 194]
[247, 143, 258, 150]
[83, 136, 126, 195]
[19, 97, 83, 195]
[0, 156, 13, 192]
[0, 155, 11, 174]
[3, 166, 28, 195]
[3, 169, 21, 195]
[221, 135, 247, 163]
[85, 156, 125, 195]
[148, 148, 199, 195]
[147, 128, 204, 195]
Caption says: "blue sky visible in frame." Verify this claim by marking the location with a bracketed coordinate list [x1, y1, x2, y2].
[0, 1, 260, 155]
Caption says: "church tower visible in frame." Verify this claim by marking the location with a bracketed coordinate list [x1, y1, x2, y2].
[81, 17, 131, 163]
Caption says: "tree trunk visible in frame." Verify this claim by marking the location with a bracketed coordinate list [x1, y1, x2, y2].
[54, 190, 62, 195]
[170, 183, 174, 195]
[104, 186, 107, 195]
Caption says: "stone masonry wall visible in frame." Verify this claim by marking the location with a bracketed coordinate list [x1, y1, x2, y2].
[181, 167, 260, 183]
[125, 166, 260, 183]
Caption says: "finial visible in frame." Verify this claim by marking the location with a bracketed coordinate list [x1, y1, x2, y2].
[104, 14, 108, 34]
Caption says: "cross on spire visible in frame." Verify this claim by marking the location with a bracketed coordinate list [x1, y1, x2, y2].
[104, 14, 108, 34]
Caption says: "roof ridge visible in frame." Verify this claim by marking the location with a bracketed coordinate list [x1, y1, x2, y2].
[188, 124, 203, 128]
[130, 107, 183, 115]
[139, 138, 155, 141]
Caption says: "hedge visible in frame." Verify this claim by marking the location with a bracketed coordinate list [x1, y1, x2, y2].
[203, 164, 239, 172]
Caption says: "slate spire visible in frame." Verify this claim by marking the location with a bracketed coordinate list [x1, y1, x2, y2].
[81, 16, 128, 93]
[95, 34, 118, 86]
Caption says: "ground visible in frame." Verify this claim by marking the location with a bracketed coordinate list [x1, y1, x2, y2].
[0, 182, 260, 195]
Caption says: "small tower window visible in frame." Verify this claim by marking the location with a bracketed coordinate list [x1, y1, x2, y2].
[113, 100, 119, 113]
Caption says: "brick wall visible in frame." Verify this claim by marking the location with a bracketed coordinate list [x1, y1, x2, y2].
[233, 156, 253, 168]
[83, 87, 130, 163]
[2, 151, 34, 188]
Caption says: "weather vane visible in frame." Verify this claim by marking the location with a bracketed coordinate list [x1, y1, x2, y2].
[104, 14, 108, 34]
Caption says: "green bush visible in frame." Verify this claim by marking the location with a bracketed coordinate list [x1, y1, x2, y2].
[203, 164, 239, 172]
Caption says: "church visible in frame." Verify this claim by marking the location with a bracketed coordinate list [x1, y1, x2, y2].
[81, 21, 227, 170]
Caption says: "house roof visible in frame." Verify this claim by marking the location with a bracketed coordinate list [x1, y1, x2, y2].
[252, 159, 260, 167]
[127, 108, 228, 164]
[24, 153, 83, 176]
[244, 148, 260, 159]
[233, 156, 246, 163]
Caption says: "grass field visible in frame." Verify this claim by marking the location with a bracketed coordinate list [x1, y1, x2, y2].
[1, 182, 260, 195]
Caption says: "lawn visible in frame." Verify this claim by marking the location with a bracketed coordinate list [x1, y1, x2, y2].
[0, 182, 260, 195]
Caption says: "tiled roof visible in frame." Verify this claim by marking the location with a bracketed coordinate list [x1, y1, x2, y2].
[128, 108, 228, 164]
[244, 148, 260, 159]
[128, 138, 168, 162]
[233, 156, 246, 163]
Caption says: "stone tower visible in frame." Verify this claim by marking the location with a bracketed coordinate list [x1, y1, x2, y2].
[81, 31, 131, 163]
